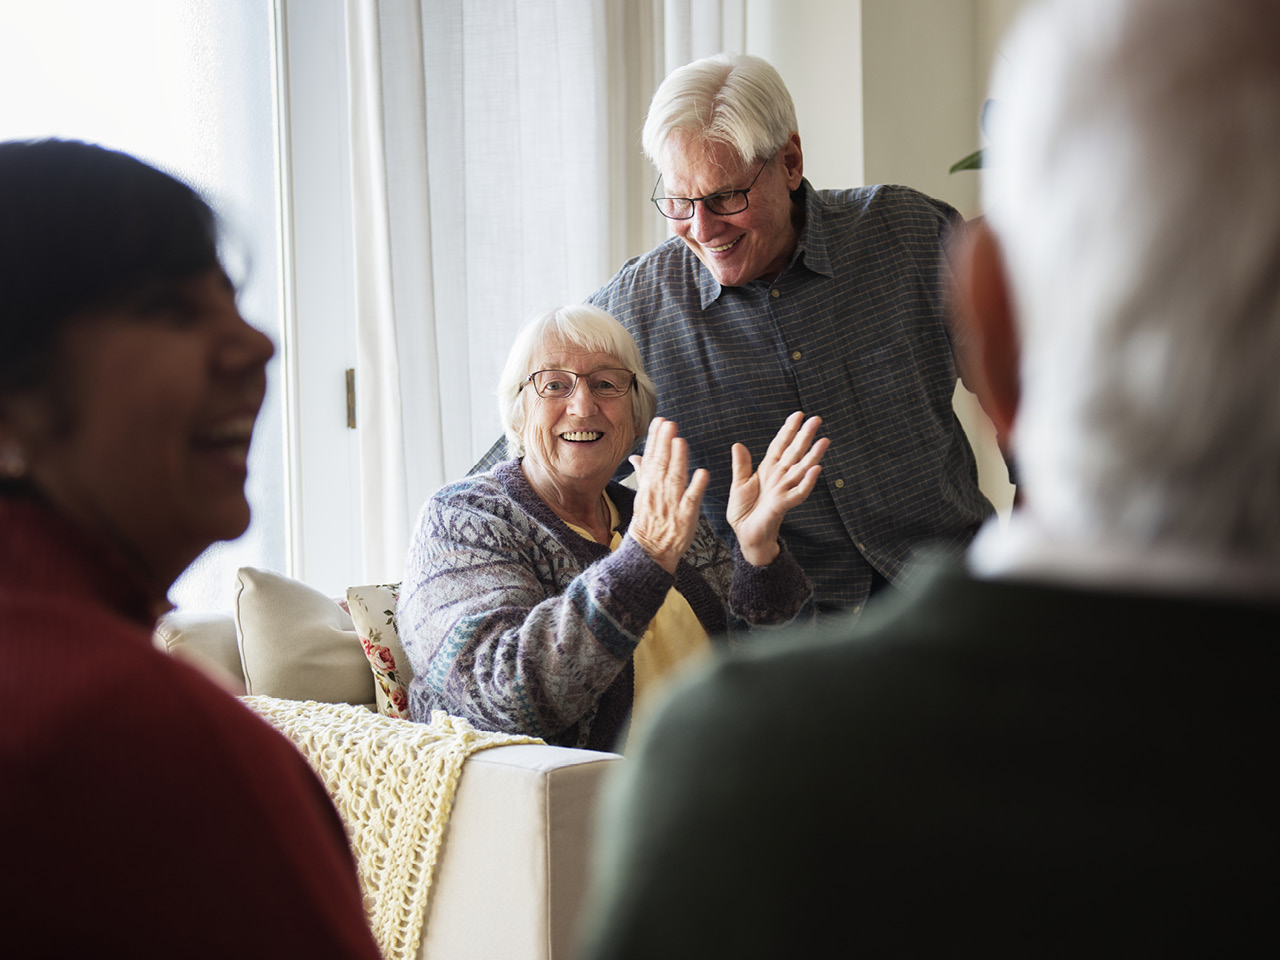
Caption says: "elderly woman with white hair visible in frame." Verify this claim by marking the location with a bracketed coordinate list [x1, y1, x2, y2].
[397, 304, 827, 750]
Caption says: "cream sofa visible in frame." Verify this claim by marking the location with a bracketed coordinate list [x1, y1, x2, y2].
[153, 567, 622, 960]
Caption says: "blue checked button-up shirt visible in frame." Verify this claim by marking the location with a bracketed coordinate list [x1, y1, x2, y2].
[587, 180, 993, 613]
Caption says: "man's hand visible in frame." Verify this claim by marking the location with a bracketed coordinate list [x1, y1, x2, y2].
[627, 418, 709, 575]
[726, 412, 829, 566]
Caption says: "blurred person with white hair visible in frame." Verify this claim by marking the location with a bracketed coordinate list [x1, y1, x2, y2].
[578, 1, 1280, 955]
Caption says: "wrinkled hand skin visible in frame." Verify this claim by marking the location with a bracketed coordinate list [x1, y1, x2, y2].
[626, 417, 710, 574]
[726, 411, 829, 567]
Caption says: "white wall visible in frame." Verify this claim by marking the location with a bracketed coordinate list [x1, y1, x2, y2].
[745, 0, 864, 191]
[861, 0, 1026, 216]
[858, 0, 1027, 518]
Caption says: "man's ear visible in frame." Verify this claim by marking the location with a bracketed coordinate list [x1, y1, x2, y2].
[954, 219, 1020, 445]
[781, 132, 803, 189]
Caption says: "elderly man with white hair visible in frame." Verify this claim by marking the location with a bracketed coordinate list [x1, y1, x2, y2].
[477, 53, 995, 615]
[578, 0, 1280, 955]
[589, 53, 994, 616]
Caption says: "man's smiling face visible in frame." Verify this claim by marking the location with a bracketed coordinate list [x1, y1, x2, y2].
[660, 130, 804, 287]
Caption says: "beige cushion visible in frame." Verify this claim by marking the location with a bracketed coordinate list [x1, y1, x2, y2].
[234, 566, 374, 705]
[346, 582, 412, 718]
[153, 611, 245, 693]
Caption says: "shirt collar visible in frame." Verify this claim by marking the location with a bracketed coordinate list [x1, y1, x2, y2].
[791, 179, 835, 279]
[694, 178, 833, 309]
[968, 510, 1280, 600]
[694, 256, 722, 310]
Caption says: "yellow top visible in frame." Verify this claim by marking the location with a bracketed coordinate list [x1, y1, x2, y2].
[565, 493, 712, 737]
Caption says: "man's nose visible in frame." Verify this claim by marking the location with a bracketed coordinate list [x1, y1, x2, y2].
[688, 202, 724, 243]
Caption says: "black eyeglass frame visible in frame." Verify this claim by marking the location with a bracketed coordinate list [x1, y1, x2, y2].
[520, 368, 638, 400]
[650, 159, 770, 220]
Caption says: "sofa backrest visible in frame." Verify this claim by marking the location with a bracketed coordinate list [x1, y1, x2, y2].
[154, 566, 380, 707]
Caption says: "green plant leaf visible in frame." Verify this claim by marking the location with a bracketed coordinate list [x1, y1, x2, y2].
[949, 149, 984, 173]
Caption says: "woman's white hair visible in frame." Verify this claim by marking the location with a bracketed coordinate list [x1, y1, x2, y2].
[498, 304, 657, 459]
[985, 0, 1280, 559]
[642, 52, 797, 171]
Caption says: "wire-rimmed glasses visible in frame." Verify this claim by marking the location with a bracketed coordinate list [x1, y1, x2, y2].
[650, 159, 769, 220]
[521, 368, 636, 400]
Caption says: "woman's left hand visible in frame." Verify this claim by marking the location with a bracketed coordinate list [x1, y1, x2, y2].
[726, 412, 829, 567]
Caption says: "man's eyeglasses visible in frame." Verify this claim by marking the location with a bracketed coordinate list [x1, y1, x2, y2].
[650, 159, 768, 220]
[521, 368, 636, 400]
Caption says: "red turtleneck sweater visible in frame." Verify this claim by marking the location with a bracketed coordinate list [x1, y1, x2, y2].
[0, 497, 380, 957]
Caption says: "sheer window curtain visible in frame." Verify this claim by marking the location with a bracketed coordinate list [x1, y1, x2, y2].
[340, 0, 743, 581]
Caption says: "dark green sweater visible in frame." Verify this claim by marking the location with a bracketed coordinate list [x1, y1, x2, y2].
[580, 560, 1280, 957]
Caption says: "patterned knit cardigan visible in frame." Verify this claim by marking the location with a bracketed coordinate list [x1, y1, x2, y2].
[397, 459, 812, 750]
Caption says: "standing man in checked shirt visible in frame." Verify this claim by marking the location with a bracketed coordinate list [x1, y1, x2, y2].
[587, 52, 994, 614]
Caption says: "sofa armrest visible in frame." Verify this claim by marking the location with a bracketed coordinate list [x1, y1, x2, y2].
[423, 744, 624, 960]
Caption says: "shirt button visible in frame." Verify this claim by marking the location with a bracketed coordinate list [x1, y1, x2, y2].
[834, 478, 845, 488]
[770, 288, 780, 298]
[791, 350, 802, 361]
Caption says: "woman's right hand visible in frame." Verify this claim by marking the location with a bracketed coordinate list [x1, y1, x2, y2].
[626, 417, 709, 575]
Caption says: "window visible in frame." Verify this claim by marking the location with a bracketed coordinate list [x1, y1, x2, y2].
[0, 0, 286, 612]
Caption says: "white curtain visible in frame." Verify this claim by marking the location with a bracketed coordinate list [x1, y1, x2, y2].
[342, 0, 742, 580]
[662, 0, 746, 72]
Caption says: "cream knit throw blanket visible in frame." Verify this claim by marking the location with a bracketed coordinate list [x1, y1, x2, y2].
[242, 697, 541, 960]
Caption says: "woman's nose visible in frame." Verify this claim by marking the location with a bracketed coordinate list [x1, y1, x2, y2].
[217, 312, 276, 377]
[566, 382, 598, 415]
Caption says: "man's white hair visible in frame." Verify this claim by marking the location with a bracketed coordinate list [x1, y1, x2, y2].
[985, 0, 1280, 560]
[642, 53, 797, 172]
[498, 304, 657, 460]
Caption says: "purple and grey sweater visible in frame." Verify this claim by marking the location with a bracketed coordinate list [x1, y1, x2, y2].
[397, 459, 812, 750]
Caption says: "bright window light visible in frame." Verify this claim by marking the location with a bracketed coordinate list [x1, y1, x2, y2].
[0, 0, 286, 613]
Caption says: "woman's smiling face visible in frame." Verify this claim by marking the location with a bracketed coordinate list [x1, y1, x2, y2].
[4, 267, 274, 587]
[519, 339, 637, 500]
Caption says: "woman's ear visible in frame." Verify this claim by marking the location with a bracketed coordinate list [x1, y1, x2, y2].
[0, 399, 33, 480]
[0, 441, 28, 480]
[953, 220, 1020, 445]
[0, 385, 64, 480]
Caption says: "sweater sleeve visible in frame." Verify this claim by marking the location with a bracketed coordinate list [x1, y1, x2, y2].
[680, 516, 815, 633]
[397, 487, 676, 742]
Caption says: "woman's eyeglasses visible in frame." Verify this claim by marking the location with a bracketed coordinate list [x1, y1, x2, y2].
[522, 368, 636, 400]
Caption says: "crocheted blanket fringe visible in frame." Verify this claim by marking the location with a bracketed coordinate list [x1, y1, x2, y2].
[242, 697, 540, 960]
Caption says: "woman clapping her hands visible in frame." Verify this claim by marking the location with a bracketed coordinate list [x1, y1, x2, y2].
[397, 304, 827, 751]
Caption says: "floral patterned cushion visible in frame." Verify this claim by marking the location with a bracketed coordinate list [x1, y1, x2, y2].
[345, 582, 412, 719]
